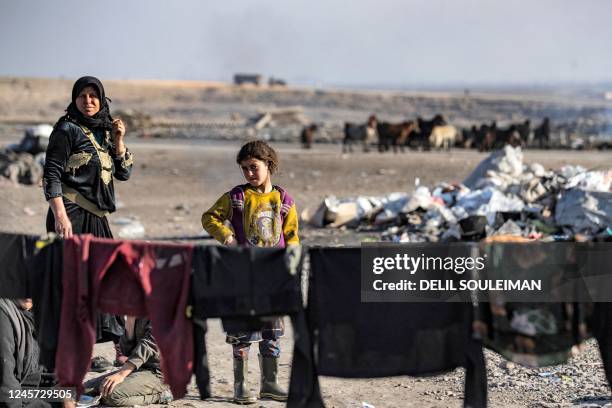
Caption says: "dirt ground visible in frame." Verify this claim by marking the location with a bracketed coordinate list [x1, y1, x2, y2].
[1, 132, 612, 407]
[3, 136, 611, 241]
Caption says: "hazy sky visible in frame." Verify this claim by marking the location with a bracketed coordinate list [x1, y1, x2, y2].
[1, 0, 611, 87]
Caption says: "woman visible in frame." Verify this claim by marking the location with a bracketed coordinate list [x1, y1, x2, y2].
[43, 76, 134, 364]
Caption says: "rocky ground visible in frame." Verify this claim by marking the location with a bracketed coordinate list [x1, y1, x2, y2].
[1, 77, 612, 145]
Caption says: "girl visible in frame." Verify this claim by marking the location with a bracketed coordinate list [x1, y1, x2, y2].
[201, 140, 298, 404]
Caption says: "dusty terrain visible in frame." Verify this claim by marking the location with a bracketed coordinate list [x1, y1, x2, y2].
[2, 77, 612, 143]
[1, 77, 612, 407]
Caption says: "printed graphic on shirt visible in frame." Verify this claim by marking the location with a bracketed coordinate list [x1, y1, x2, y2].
[245, 201, 282, 247]
[80, 126, 113, 185]
[65, 152, 93, 175]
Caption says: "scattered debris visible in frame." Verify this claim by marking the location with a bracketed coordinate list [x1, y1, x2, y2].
[304, 146, 612, 242]
[22, 207, 36, 216]
[249, 107, 309, 130]
[0, 150, 45, 185]
[112, 217, 146, 239]
[0, 125, 52, 185]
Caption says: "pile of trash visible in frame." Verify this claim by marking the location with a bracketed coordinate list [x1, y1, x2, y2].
[304, 146, 612, 242]
[0, 124, 52, 185]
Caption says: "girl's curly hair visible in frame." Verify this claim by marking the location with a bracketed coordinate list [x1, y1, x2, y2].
[236, 140, 279, 174]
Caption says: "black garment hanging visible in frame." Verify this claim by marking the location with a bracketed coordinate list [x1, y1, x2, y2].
[190, 245, 307, 401]
[26, 238, 63, 371]
[473, 241, 612, 391]
[592, 303, 612, 391]
[192, 245, 302, 318]
[0, 232, 38, 298]
[295, 247, 487, 408]
[193, 244, 302, 338]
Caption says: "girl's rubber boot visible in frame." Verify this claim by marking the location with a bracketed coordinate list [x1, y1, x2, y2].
[259, 355, 288, 401]
[233, 359, 257, 405]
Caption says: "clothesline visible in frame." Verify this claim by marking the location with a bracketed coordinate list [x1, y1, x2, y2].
[1, 231, 611, 408]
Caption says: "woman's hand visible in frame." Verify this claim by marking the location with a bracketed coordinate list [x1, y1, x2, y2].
[49, 197, 73, 238]
[54, 213, 73, 239]
[112, 118, 126, 156]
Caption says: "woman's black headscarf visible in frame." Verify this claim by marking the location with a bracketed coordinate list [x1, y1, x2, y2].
[56, 76, 113, 131]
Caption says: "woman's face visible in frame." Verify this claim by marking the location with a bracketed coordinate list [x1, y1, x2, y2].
[75, 86, 101, 117]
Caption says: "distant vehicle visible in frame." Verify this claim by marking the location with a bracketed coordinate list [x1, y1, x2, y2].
[589, 134, 612, 150]
[234, 74, 262, 86]
[268, 77, 287, 87]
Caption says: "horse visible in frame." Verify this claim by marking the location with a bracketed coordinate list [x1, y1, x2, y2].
[492, 124, 522, 149]
[343, 115, 377, 153]
[377, 120, 416, 153]
[412, 115, 446, 150]
[301, 124, 318, 149]
[514, 119, 531, 146]
[474, 122, 497, 152]
[460, 125, 479, 149]
[429, 125, 458, 150]
[533, 117, 550, 149]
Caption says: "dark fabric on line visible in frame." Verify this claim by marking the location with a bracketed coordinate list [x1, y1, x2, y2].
[0, 232, 37, 298]
[299, 247, 487, 408]
[192, 245, 301, 344]
[26, 238, 63, 371]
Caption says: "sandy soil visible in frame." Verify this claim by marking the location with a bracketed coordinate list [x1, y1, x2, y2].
[2, 135, 611, 240]
[1, 132, 612, 407]
[2, 76, 611, 127]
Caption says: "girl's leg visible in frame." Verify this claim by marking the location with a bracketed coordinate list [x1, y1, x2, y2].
[232, 342, 251, 360]
[258, 339, 287, 401]
[258, 339, 280, 358]
[232, 343, 257, 404]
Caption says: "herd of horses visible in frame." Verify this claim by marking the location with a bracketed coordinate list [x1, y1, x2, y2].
[307, 114, 552, 153]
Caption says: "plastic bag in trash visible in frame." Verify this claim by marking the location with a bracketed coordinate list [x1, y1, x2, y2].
[463, 145, 524, 190]
[403, 186, 434, 212]
[563, 170, 611, 192]
[455, 187, 525, 220]
[554, 189, 612, 235]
